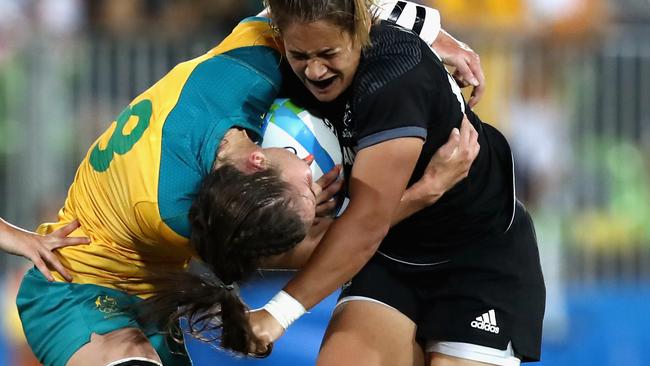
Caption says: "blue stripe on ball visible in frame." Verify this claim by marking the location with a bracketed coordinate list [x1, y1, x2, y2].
[269, 106, 336, 175]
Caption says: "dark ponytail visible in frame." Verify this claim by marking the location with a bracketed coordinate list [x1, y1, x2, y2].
[135, 164, 308, 354]
[133, 270, 250, 351]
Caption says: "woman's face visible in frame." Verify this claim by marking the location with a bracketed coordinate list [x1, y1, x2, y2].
[263, 147, 317, 225]
[282, 20, 362, 102]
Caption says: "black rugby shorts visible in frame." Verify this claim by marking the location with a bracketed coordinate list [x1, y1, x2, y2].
[339, 202, 546, 362]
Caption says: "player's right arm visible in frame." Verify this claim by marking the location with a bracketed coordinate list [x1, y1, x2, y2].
[0, 218, 89, 281]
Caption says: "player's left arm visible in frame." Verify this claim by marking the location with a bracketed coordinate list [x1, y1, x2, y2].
[393, 114, 479, 225]
[261, 121, 478, 268]
[269, 117, 479, 268]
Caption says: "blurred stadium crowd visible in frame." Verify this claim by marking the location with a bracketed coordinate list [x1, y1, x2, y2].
[1, 0, 649, 365]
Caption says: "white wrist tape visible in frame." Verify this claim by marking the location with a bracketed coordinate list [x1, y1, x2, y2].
[262, 291, 306, 330]
[373, 0, 442, 45]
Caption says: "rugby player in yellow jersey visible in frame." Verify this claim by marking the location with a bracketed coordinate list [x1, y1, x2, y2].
[16, 16, 309, 366]
[12, 4, 484, 365]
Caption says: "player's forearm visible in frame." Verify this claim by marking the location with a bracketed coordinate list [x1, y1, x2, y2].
[283, 211, 389, 310]
[0, 217, 28, 252]
[266, 138, 421, 328]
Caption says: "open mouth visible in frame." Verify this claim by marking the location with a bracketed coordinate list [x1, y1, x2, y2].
[306, 76, 337, 90]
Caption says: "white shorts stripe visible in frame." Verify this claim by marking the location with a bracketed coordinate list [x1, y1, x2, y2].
[105, 357, 163, 366]
[334, 295, 400, 314]
[426, 341, 521, 366]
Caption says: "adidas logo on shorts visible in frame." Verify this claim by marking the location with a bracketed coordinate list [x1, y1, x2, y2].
[470, 309, 500, 334]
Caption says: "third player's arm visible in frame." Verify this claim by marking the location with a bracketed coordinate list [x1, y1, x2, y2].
[374, 1, 485, 106]
[0, 218, 89, 281]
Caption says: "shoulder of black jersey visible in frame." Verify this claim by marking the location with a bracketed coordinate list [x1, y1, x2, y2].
[353, 21, 426, 106]
[367, 21, 424, 53]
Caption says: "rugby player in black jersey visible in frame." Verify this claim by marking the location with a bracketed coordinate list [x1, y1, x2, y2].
[251, 1, 546, 365]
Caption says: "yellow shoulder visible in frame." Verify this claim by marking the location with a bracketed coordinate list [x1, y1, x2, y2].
[209, 17, 283, 56]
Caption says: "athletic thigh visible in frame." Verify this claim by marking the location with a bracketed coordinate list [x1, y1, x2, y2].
[318, 300, 424, 366]
[67, 327, 161, 366]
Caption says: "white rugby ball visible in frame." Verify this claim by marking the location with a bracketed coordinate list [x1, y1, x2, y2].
[261, 98, 342, 180]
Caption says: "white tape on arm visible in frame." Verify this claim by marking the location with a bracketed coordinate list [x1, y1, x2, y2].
[372, 0, 441, 45]
[262, 290, 307, 330]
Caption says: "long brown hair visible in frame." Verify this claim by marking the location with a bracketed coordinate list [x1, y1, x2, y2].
[134, 164, 308, 355]
[266, 0, 376, 48]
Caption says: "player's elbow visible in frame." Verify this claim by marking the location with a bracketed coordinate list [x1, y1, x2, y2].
[342, 202, 393, 262]
[355, 220, 391, 261]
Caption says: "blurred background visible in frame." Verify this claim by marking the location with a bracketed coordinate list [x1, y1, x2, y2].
[0, 0, 649, 365]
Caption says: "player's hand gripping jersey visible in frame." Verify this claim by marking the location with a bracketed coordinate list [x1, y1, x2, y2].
[37, 18, 282, 294]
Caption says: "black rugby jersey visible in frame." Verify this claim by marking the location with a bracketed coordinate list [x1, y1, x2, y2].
[335, 22, 516, 261]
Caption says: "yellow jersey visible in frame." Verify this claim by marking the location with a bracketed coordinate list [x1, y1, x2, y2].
[38, 17, 283, 295]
